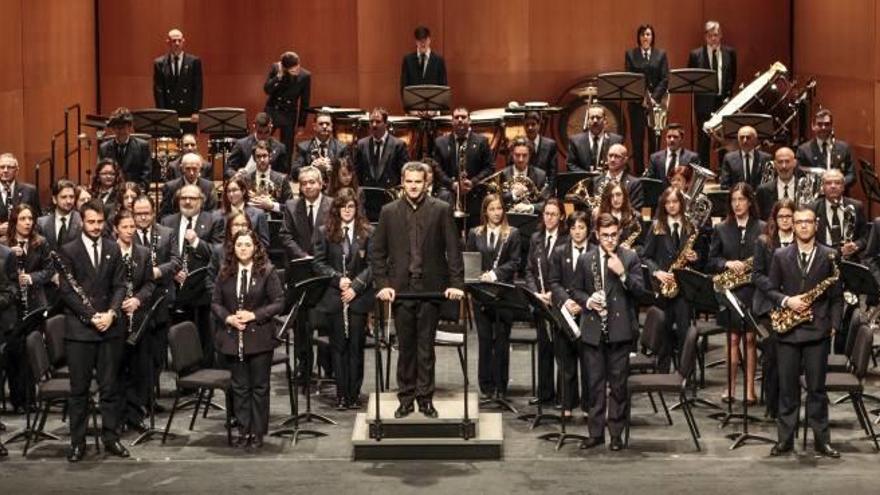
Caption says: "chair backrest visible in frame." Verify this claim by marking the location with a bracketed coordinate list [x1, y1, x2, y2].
[844, 311, 862, 359]
[43, 314, 67, 368]
[850, 323, 874, 380]
[677, 324, 700, 380]
[640, 305, 666, 355]
[167, 321, 203, 375]
[25, 331, 52, 384]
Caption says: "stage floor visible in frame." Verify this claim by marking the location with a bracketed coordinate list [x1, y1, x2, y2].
[1, 318, 878, 494]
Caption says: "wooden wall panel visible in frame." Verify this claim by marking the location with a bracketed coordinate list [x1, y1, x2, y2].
[0, 0, 25, 163]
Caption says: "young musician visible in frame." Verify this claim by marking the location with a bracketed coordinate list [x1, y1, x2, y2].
[752, 199, 796, 419]
[573, 213, 645, 450]
[313, 188, 374, 410]
[766, 207, 842, 458]
[593, 181, 642, 249]
[524, 199, 568, 405]
[112, 209, 156, 433]
[217, 176, 270, 248]
[640, 186, 698, 371]
[467, 193, 522, 401]
[212, 230, 283, 449]
[707, 183, 764, 403]
[91, 158, 125, 219]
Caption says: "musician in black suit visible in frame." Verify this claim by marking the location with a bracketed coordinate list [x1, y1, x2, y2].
[0, 260, 13, 457]
[400, 25, 448, 96]
[688, 21, 737, 166]
[719, 126, 772, 191]
[97, 108, 152, 187]
[567, 105, 624, 173]
[263, 51, 311, 166]
[37, 179, 81, 251]
[110, 210, 155, 433]
[432, 107, 494, 219]
[160, 153, 218, 218]
[811, 168, 867, 256]
[602, 144, 644, 210]
[162, 184, 223, 365]
[226, 113, 288, 177]
[244, 140, 294, 218]
[212, 229, 283, 449]
[501, 137, 548, 214]
[796, 108, 855, 189]
[766, 207, 843, 458]
[216, 176, 270, 248]
[756, 147, 800, 220]
[525, 199, 567, 405]
[313, 188, 375, 410]
[354, 107, 410, 190]
[0, 152, 41, 237]
[166, 134, 213, 180]
[90, 158, 124, 219]
[640, 187, 699, 371]
[152, 28, 203, 127]
[466, 194, 522, 400]
[625, 24, 669, 174]
[707, 183, 765, 402]
[646, 124, 700, 184]
[573, 213, 646, 450]
[371, 162, 465, 418]
[548, 210, 591, 415]
[522, 111, 558, 188]
[752, 198, 796, 419]
[292, 112, 349, 176]
[58, 199, 128, 462]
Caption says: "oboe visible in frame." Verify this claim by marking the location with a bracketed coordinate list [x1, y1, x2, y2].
[237, 273, 246, 362]
[592, 250, 609, 343]
[17, 241, 28, 318]
[123, 253, 135, 336]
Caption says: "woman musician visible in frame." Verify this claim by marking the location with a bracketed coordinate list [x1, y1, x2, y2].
[212, 229, 284, 449]
[592, 181, 642, 249]
[313, 188, 375, 410]
[639, 186, 698, 372]
[217, 176, 270, 248]
[625, 24, 669, 174]
[707, 183, 764, 403]
[467, 193, 521, 401]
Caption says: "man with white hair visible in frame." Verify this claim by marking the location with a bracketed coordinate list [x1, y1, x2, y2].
[0, 152, 40, 238]
[160, 152, 217, 218]
[719, 125, 771, 191]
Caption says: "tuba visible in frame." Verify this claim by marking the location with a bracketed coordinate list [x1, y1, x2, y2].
[683, 163, 715, 229]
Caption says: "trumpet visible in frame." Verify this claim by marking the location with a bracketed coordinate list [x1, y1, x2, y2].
[453, 140, 469, 218]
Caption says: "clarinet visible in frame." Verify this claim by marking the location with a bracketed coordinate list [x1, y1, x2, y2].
[17, 241, 28, 319]
[179, 242, 190, 288]
[123, 254, 135, 337]
[342, 246, 350, 339]
[592, 250, 609, 343]
[492, 232, 509, 272]
[49, 251, 95, 326]
[237, 272, 246, 362]
[536, 242, 546, 294]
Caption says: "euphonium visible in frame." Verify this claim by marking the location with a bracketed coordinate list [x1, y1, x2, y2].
[769, 253, 839, 334]
[712, 256, 754, 292]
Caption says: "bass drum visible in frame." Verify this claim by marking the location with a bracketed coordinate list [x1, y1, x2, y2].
[555, 98, 623, 150]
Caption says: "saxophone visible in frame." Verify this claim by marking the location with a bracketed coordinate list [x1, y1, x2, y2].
[712, 257, 754, 292]
[659, 230, 696, 298]
[770, 253, 839, 334]
[620, 218, 642, 250]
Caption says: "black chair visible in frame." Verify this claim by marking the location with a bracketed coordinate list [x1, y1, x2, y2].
[509, 324, 538, 398]
[162, 321, 232, 445]
[626, 324, 702, 451]
[631, 306, 666, 414]
[43, 315, 69, 378]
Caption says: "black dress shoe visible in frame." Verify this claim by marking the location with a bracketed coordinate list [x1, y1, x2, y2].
[104, 440, 130, 458]
[580, 437, 604, 450]
[770, 443, 793, 456]
[815, 443, 840, 458]
[419, 401, 438, 419]
[67, 444, 86, 463]
[609, 436, 624, 451]
[126, 419, 149, 434]
[348, 397, 363, 410]
[335, 397, 348, 411]
[394, 402, 414, 419]
[233, 434, 250, 448]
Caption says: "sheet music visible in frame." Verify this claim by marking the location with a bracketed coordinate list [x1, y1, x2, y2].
[560, 305, 582, 339]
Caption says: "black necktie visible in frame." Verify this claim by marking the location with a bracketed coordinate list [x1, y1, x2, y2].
[672, 222, 681, 249]
[831, 204, 841, 245]
[590, 135, 600, 167]
[307, 203, 315, 231]
[239, 269, 249, 302]
[372, 139, 382, 177]
[600, 253, 608, 288]
[173, 55, 179, 78]
[343, 226, 352, 258]
[140, 228, 149, 246]
[709, 49, 716, 71]
[419, 53, 426, 75]
[320, 143, 327, 158]
[489, 231, 496, 251]
[58, 217, 68, 244]
[182, 217, 193, 253]
[799, 252, 809, 279]
[738, 226, 747, 258]
[744, 153, 751, 184]
[822, 141, 830, 168]
[669, 150, 678, 173]
[92, 240, 100, 269]
[783, 183, 790, 199]
[643, 50, 649, 60]
[117, 143, 126, 165]
[545, 234, 553, 252]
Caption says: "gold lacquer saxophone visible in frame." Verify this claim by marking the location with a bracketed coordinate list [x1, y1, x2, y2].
[769, 253, 839, 334]
[712, 257, 754, 292]
[620, 219, 642, 250]
[659, 231, 696, 298]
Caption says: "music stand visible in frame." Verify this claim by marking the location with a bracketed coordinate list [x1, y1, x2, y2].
[130, 295, 168, 446]
[595, 72, 646, 102]
[199, 107, 248, 179]
[362, 186, 392, 223]
[839, 260, 879, 355]
[641, 177, 664, 210]
[132, 109, 182, 188]
[284, 258, 317, 312]
[668, 69, 718, 150]
[714, 289, 775, 448]
[721, 113, 774, 141]
[518, 288, 563, 429]
[404, 85, 451, 159]
[555, 172, 597, 200]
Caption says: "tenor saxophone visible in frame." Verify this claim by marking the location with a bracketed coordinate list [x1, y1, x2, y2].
[659, 231, 696, 298]
[770, 253, 839, 334]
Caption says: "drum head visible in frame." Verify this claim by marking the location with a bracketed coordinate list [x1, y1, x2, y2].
[557, 99, 622, 149]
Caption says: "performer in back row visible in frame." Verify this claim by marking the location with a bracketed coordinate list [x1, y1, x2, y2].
[625, 24, 669, 175]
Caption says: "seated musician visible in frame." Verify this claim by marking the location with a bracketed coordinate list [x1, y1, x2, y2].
[166, 133, 213, 180]
[602, 144, 643, 210]
[91, 158, 125, 220]
[98, 108, 152, 188]
[752, 198, 796, 419]
[216, 176, 270, 248]
[719, 125, 771, 191]
[640, 186, 698, 371]
[756, 147, 799, 220]
[312, 188, 374, 410]
[432, 107, 494, 216]
[566, 104, 623, 173]
[225, 112, 287, 179]
[354, 107, 410, 190]
[796, 108, 855, 189]
[591, 181, 642, 250]
[0, 153, 41, 242]
[501, 136, 548, 214]
[423, 158, 453, 205]
[667, 164, 693, 191]
[160, 152, 218, 218]
[466, 193, 521, 401]
[810, 168, 866, 258]
[646, 124, 699, 185]
[243, 140, 294, 218]
[293, 112, 348, 177]
[706, 183, 765, 403]
[37, 179, 82, 251]
[522, 111, 559, 190]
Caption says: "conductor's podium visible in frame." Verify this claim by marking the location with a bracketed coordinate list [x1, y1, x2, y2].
[351, 392, 503, 460]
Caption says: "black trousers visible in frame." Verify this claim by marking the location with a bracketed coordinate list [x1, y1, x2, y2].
[394, 299, 440, 405]
[758, 325, 779, 418]
[776, 337, 830, 446]
[4, 329, 35, 409]
[553, 332, 581, 410]
[116, 337, 151, 424]
[627, 102, 658, 175]
[268, 109, 296, 170]
[325, 310, 366, 400]
[66, 337, 124, 446]
[172, 303, 213, 367]
[474, 305, 512, 396]
[582, 340, 631, 438]
[534, 315, 556, 402]
[229, 350, 272, 437]
[659, 295, 690, 373]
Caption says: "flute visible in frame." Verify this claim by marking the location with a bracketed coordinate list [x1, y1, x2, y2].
[237, 275, 245, 362]
[342, 248, 349, 339]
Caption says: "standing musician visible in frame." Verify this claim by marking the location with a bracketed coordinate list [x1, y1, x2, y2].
[0, 262, 13, 457]
[719, 126, 771, 191]
[212, 229, 284, 449]
[98, 108, 152, 188]
[645, 124, 699, 185]
[573, 213, 646, 451]
[524, 199, 568, 406]
[796, 108, 855, 189]
[706, 183, 764, 403]
[354, 107, 410, 190]
[688, 21, 737, 167]
[752, 198, 796, 419]
[0, 153, 41, 239]
[567, 105, 624, 173]
[522, 111, 559, 189]
[38, 179, 82, 252]
[263, 51, 311, 168]
[371, 161, 464, 419]
[432, 107, 494, 217]
[313, 188, 375, 410]
[243, 140, 295, 218]
[766, 207, 842, 458]
[400, 25, 448, 95]
[152, 28, 203, 130]
[216, 176, 270, 248]
[58, 199, 128, 462]
[293, 112, 348, 176]
[112, 209, 155, 434]
[467, 193, 522, 401]
[625, 24, 669, 175]
[640, 186, 699, 371]
[756, 147, 799, 220]
[603, 143, 644, 210]
[811, 168, 866, 256]
[226, 113, 288, 178]
[160, 152, 218, 218]
[592, 181, 642, 249]
[547, 211, 591, 417]
[501, 136, 548, 214]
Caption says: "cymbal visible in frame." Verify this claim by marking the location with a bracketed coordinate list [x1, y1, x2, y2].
[569, 86, 599, 98]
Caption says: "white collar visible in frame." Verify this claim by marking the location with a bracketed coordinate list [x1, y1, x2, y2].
[342, 220, 355, 233]
[239, 261, 254, 272]
[667, 217, 684, 230]
[307, 194, 323, 207]
[118, 243, 133, 257]
[82, 233, 100, 247]
[373, 132, 389, 143]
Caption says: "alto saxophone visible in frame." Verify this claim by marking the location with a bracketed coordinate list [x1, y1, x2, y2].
[620, 219, 642, 250]
[712, 257, 754, 292]
[659, 231, 696, 298]
[770, 253, 839, 334]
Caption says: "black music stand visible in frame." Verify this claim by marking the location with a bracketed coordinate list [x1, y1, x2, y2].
[716, 289, 775, 449]
[199, 107, 248, 179]
[839, 260, 880, 373]
[641, 177, 664, 210]
[284, 258, 317, 312]
[721, 113, 774, 141]
[555, 171, 597, 201]
[362, 186, 392, 224]
[403, 85, 451, 158]
[132, 109, 182, 188]
[519, 288, 563, 430]
[668, 69, 717, 150]
[130, 295, 168, 446]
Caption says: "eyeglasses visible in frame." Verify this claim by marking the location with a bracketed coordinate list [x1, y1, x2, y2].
[598, 233, 619, 240]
